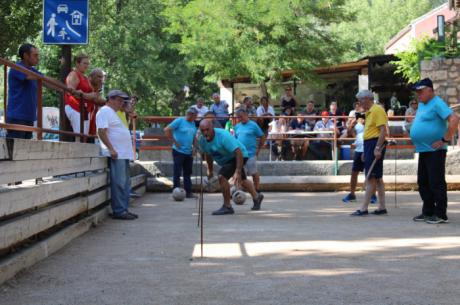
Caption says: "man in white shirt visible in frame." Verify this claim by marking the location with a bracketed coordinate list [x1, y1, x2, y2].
[96, 90, 137, 220]
[191, 97, 209, 118]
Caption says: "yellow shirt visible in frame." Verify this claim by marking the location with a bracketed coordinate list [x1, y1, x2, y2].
[364, 104, 388, 140]
[117, 111, 129, 128]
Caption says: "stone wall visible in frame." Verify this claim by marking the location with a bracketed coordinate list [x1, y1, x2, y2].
[420, 58, 460, 105]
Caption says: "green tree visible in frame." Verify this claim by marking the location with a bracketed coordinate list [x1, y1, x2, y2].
[165, 0, 352, 88]
[335, 0, 450, 61]
[0, 1, 41, 57]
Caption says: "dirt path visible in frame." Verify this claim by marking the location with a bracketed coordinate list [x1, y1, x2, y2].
[1, 191, 460, 305]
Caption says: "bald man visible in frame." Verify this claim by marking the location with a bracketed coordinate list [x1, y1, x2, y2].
[198, 119, 264, 215]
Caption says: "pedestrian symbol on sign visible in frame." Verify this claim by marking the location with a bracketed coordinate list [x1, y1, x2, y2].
[46, 13, 58, 37]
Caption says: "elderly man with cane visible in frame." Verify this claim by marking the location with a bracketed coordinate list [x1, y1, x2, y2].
[351, 90, 388, 216]
[410, 78, 459, 224]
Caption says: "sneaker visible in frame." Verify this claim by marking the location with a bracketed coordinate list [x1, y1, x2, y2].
[425, 216, 449, 224]
[413, 214, 428, 222]
[371, 209, 387, 215]
[350, 210, 368, 216]
[212, 205, 235, 215]
[370, 195, 377, 204]
[251, 193, 264, 211]
[128, 211, 139, 219]
[186, 193, 198, 199]
[342, 193, 356, 203]
[111, 212, 137, 220]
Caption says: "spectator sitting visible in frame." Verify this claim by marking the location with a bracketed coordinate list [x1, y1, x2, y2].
[268, 116, 289, 160]
[328, 101, 345, 133]
[280, 86, 297, 114]
[191, 97, 209, 118]
[256, 96, 275, 134]
[404, 100, 418, 135]
[347, 101, 361, 128]
[304, 101, 318, 131]
[289, 113, 309, 160]
[210, 93, 229, 127]
[242, 96, 257, 117]
[203, 111, 223, 128]
[310, 111, 336, 160]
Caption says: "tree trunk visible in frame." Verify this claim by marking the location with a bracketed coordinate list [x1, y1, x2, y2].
[171, 90, 185, 116]
[260, 82, 268, 97]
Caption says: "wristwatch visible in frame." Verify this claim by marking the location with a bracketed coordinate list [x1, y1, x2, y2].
[441, 137, 449, 143]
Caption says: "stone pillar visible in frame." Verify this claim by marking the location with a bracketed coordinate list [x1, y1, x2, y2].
[420, 58, 460, 105]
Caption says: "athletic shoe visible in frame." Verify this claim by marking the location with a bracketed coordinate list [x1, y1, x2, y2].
[350, 210, 368, 216]
[186, 193, 198, 199]
[413, 214, 428, 222]
[370, 195, 378, 204]
[425, 216, 449, 224]
[342, 193, 356, 203]
[111, 212, 137, 220]
[128, 211, 139, 219]
[251, 193, 264, 211]
[212, 205, 235, 215]
[372, 209, 387, 215]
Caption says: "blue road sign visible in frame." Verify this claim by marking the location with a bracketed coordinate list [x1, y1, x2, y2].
[43, 0, 89, 45]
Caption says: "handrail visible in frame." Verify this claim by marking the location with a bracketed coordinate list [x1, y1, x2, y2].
[1, 57, 90, 142]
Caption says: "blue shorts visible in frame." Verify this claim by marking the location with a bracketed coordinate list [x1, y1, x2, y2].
[364, 138, 386, 179]
[352, 151, 364, 172]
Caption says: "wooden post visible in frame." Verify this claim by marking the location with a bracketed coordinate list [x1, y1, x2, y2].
[3, 65, 7, 122]
[59, 45, 72, 141]
[37, 80, 43, 140]
[79, 97, 85, 143]
[333, 117, 338, 176]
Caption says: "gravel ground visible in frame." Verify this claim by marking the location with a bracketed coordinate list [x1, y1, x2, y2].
[1, 191, 460, 305]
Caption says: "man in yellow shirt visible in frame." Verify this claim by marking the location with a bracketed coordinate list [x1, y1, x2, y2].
[351, 90, 388, 216]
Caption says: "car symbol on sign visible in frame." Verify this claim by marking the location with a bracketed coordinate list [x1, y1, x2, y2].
[57, 4, 68, 14]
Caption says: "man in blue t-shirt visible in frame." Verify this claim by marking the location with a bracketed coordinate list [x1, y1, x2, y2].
[210, 93, 229, 127]
[6, 43, 43, 139]
[164, 107, 198, 198]
[198, 119, 264, 215]
[410, 78, 459, 224]
[234, 108, 266, 191]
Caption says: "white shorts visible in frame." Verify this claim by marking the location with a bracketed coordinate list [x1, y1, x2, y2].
[244, 156, 258, 176]
[65, 105, 89, 134]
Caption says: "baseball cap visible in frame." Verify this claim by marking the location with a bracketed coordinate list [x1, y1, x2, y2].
[321, 110, 329, 116]
[107, 89, 129, 100]
[412, 78, 433, 90]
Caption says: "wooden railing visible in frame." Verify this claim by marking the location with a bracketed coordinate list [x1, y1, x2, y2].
[0, 57, 95, 142]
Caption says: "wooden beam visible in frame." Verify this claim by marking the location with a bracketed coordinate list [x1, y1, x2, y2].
[0, 172, 108, 218]
[130, 174, 146, 188]
[0, 207, 108, 285]
[5, 138, 101, 161]
[0, 196, 89, 251]
[0, 157, 107, 185]
[87, 188, 110, 210]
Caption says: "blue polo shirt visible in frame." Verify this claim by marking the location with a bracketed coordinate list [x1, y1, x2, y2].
[198, 128, 248, 165]
[7, 61, 42, 122]
[167, 117, 197, 155]
[410, 95, 452, 152]
[234, 120, 264, 158]
[210, 100, 229, 118]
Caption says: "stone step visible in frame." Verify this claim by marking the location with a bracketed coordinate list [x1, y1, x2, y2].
[147, 175, 460, 192]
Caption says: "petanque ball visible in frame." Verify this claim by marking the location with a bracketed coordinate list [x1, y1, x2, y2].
[172, 187, 186, 201]
[232, 190, 246, 205]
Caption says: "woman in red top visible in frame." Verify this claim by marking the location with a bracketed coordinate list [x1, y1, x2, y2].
[65, 54, 104, 139]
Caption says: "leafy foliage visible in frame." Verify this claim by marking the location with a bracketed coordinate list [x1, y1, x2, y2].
[334, 0, 448, 61]
[165, 0, 352, 84]
[392, 22, 460, 84]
